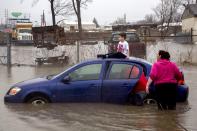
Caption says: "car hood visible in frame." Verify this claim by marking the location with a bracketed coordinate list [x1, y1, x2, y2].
[13, 77, 50, 88]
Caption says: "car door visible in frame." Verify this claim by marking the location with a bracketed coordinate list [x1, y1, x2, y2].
[55, 62, 104, 103]
[102, 62, 143, 104]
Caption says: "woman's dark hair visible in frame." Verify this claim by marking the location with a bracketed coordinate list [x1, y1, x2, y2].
[119, 32, 127, 39]
[158, 50, 170, 60]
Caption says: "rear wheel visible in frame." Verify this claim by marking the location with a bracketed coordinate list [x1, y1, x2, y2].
[27, 96, 49, 105]
[143, 98, 157, 105]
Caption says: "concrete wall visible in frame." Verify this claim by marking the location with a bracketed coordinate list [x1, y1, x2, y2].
[61, 42, 108, 65]
[182, 17, 197, 43]
[147, 41, 197, 65]
[182, 17, 197, 32]
[0, 42, 108, 66]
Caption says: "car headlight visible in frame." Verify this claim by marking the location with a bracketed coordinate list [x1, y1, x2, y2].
[9, 87, 21, 96]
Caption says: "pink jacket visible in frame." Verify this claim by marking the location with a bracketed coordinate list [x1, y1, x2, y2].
[150, 59, 181, 85]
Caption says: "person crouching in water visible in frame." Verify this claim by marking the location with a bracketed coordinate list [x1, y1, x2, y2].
[146, 50, 181, 110]
[117, 33, 130, 57]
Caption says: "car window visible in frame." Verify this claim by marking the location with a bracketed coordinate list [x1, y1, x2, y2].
[69, 64, 102, 81]
[130, 66, 140, 79]
[108, 64, 133, 80]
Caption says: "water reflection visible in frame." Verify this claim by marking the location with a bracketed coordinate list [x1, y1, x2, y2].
[0, 65, 196, 131]
[4, 103, 191, 131]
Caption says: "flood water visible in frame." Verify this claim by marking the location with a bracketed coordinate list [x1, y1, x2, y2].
[0, 65, 197, 131]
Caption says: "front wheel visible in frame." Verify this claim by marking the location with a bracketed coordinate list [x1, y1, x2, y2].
[27, 96, 49, 105]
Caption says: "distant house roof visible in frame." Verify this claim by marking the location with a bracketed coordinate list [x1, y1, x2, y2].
[158, 22, 182, 27]
[62, 21, 95, 25]
[112, 23, 158, 32]
[182, 4, 197, 20]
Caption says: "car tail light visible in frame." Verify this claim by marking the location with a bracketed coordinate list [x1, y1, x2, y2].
[178, 69, 185, 85]
[178, 80, 185, 85]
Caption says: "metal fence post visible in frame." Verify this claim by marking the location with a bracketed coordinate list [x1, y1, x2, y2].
[6, 33, 11, 67]
[191, 28, 193, 44]
[76, 41, 80, 63]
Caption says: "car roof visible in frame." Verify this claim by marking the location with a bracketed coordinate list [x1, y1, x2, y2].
[129, 57, 152, 65]
[81, 57, 152, 66]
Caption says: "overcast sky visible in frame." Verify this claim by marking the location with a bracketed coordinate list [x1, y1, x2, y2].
[0, 0, 160, 25]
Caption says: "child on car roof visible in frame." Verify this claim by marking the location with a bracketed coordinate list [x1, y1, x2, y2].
[117, 33, 130, 57]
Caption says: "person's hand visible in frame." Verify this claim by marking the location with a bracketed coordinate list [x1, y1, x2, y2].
[146, 78, 153, 94]
[146, 85, 149, 94]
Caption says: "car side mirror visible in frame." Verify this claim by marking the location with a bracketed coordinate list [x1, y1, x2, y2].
[62, 76, 71, 84]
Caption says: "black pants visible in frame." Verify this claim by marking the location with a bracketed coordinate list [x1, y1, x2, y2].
[155, 83, 177, 110]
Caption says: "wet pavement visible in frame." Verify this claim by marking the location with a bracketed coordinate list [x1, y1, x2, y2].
[0, 65, 197, 131]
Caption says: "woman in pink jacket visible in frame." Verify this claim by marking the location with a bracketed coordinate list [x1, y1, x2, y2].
[146, 50, 181, 110]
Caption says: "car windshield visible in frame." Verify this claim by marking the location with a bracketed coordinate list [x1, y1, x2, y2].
[50, 65, 78, 80]
[46, 74, 56, 80]
[19, 29, 31, 33]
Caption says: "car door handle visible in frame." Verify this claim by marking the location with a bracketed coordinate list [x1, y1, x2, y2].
[123, 83, 129, 86]
[89, 84, 97, 87]
[122, 83, 130, 87]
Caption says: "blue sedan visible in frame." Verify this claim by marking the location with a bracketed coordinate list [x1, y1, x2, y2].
[4, 57, 189, 105]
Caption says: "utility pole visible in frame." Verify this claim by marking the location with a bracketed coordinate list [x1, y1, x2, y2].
[4, 9, 8, 26]
[124, 13, 127, 24]
[191, 28, 193, 44]
[6, 33, 11, 67]
[1, 18, 3, 25]
[41, 10, 46, 27]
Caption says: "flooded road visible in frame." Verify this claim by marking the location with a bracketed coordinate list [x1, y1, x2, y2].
[0, 65, 197, 131]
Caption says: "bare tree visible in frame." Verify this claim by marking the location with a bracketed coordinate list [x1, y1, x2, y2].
[93, 17, 100, 28]
[54, 0, 73, 17]
[153, 0, 184, 36]
[30, 0, 72, 26]
[71, 0, 92, 35]
[112, 17, 127, 25]
[71, 0, 92, 63]
[154, 0, 197, 37]
[183, 0, 196, 5]
[144, 14, 157, 23]
[50, 0, 56, 26]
